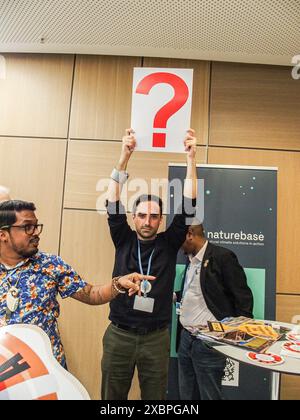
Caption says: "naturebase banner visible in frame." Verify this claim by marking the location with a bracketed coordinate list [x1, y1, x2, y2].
[168, 164, 277, 400]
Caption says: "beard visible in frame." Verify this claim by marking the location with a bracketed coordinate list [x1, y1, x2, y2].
[12, 244, 39, 258]
[19, 248, 39, 258]
[11, 237, 39, 258]
[138, 227, 157, 240]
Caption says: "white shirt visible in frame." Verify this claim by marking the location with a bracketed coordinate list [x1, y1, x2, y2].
[180, 241, 216, 328]
[1, 260, 27, 270]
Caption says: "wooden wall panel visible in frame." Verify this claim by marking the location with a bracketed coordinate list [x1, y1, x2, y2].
[58, 210, 111, 401]
[208, 147, 300, 295]
[280, 375, 300, 401]
[276, 294, 300, 400]
[58, 210, 158, 400]
[144, 57, 210, 146]
[276, 294, 300, 325]
[210, 62, 300, 150]
[0, 54, 74, 138]
[0, 137, 66, 254]
[70, 55, 142, 140]
[64, 140, 206, 210]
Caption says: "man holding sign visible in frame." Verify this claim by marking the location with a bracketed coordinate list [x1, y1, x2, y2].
[102, 128, 197, 400]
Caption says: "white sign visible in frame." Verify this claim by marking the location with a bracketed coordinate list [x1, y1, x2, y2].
[0, 324, 90, 400]
[131, 67, 193, 153]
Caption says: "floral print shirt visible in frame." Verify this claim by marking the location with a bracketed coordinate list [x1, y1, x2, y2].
[0, 252, 87, 368]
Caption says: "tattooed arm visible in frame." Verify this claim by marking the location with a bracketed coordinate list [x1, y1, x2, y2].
[71, 273, 155, 305]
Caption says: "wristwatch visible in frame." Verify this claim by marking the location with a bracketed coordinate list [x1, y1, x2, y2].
[110, 168, 129, 184]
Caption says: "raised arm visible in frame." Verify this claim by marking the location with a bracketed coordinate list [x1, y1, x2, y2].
[165, 130, 197, 250]
[183, 129, 197, 200]
[107, 128, 136, 203]
[71, 273, 155, 305]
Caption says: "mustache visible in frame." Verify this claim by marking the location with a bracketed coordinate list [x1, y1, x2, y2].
[29, 236, 40, 243]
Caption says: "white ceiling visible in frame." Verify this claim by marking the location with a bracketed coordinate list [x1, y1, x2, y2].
[0, 0, 299, 65]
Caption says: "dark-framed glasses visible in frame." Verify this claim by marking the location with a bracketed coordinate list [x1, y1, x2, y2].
[0, 224, 44, 235]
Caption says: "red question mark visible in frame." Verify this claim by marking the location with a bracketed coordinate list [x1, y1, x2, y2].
[135, 72, 189, 148]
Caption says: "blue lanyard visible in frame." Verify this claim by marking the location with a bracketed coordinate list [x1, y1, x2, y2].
[1, 261, 27, 286]
[137, 240, 155, 276]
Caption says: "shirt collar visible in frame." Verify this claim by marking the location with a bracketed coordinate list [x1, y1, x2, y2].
[0, 253, 39, 272]
[189, 240, 208, 265]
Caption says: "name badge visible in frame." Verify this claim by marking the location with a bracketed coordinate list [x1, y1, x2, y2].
[133, 295, 155, 313]
[176, 302, 182, 316]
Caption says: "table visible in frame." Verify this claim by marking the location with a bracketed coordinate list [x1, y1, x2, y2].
[205, 321, 300, 400]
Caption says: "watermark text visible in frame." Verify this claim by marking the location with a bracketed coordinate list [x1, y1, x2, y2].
[96, 177, 204, 224]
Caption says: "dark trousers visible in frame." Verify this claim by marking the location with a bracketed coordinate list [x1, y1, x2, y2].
[101, 323, 170, 400]
[178, 328, 226, 400]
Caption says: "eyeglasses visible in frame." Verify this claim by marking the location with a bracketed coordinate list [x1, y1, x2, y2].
[0, 224, 44, 235]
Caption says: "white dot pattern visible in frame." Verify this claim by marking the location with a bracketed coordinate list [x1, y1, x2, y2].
[0, 0, 298, 60]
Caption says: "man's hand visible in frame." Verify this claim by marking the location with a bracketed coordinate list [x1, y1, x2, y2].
[108, 128, 136, 202]
[71, 273, 156, 305]
[118, 273, 156, 296]
[118, 129, 136, 167]
[183, 129, 197, 199]
[184, 129, 197, 159]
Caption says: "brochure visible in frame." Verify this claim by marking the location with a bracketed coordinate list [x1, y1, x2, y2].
[186, 317, 285, 353]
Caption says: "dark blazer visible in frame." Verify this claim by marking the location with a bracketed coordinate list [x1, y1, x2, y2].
[176, 242, 254, 349]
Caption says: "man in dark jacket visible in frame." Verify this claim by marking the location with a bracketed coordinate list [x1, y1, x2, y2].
[177, 222, 253, 400]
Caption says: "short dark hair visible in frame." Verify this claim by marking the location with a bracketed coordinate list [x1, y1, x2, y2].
[132, 195, 163, 216]
[189, 223, 205, 238]
[0, 200, 36, 228]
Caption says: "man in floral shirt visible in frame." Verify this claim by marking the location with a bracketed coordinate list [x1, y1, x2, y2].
[0, 200, 153, 368]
